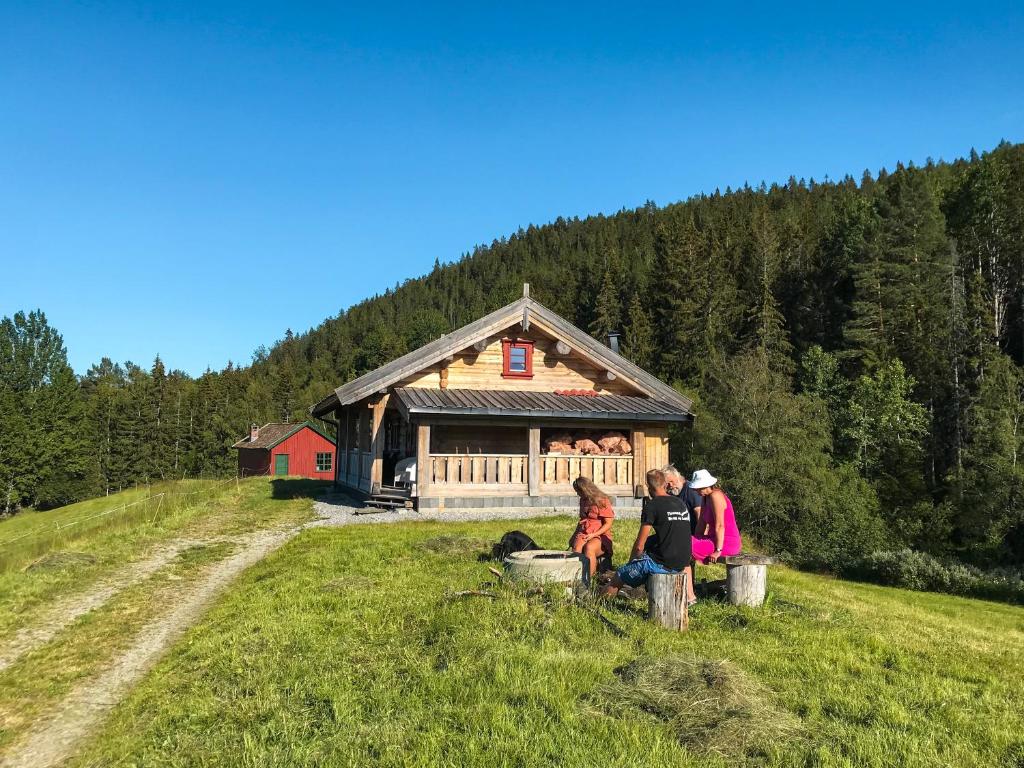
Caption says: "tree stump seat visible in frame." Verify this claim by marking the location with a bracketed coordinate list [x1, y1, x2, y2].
[646, 571, 689, 631]
[722, 553, 777, 607]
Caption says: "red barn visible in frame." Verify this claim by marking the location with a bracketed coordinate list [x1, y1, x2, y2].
[232, 422, 335, 479]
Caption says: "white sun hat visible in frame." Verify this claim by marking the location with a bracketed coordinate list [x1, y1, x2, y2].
[689, 469, 718, 489]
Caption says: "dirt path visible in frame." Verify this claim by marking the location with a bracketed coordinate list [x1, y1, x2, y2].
[0, 527, 297, 768]
[0, 538, 214, 674]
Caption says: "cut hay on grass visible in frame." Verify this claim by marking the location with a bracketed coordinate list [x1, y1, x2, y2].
[414, 534, 492, 557]
[597, 654, 802, 762]
[23, 551, 97, 572]
[173, 542, 235, 568]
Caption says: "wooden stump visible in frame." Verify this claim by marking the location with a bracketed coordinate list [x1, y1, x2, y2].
[646, 571, 688, 631]
[724, 554, 776, 607]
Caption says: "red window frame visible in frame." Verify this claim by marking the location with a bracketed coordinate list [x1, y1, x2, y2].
[502, 339, 534, 378]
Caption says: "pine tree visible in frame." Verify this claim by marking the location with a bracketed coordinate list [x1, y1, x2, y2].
[957, 355, 1024, 562]
[623, 292, 655, 370]
[746, 208, 795, 375]
[651, 219, 695, 381]
[0, 310, 97, 507]
[589, 267, 621, 341]
[33, 363, 97, 507]
[0, 382, 29, 514]
[83, 358, 125, 494]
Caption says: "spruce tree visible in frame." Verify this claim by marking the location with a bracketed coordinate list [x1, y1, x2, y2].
[0, 382, 29, 513]
[34, 363, 97, 507]
[589, 267, 621, 341]
[746, 208, 795, 375]
[623, 292, 655, 370]
[651, 219, 692, 382]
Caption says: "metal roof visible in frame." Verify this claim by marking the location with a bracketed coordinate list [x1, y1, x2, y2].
[392, 387, 692, 423]
[231, 422, 332, 450]
[310, 292, 694, 418]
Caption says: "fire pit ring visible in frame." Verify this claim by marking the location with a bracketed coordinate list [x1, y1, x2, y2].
[503, 550, 588, 585]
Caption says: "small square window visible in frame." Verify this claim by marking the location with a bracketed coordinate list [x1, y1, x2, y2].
[509, 346, 528, 371]
[502, 340, 534, 378]
[316, 452, 333, 472]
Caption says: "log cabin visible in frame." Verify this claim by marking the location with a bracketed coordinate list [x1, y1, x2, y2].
[309, 285, 694, 510]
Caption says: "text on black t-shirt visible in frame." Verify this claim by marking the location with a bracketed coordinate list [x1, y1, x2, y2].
[640, 494, 692, 571]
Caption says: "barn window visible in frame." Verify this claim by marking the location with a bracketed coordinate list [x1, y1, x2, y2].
[502, 339, 534, 378]
[316, 452, 333, 472]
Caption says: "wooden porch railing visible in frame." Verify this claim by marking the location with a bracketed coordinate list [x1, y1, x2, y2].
[425, 452, 633, 490]
[541, 454, 633, 487]
[430, 454, 528, 485]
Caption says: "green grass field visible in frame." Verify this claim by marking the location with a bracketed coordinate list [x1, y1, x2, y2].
[0, 478, 321, 754]
[0, 478, 319, 629]
[60, 514, 1024, 768]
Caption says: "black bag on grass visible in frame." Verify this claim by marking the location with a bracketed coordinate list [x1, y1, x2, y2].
[492, 530, 540, 560]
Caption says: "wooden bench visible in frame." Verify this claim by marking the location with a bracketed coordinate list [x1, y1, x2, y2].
[722, 554, 777, 607]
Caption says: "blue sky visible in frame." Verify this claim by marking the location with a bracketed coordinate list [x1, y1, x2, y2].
[2, 1, 1022, 376]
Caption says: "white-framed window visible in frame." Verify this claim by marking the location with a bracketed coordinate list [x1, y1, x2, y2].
[316, 452, 333, 472]
[501, 339, 534, 378]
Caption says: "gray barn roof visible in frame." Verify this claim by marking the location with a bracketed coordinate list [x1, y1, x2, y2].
[392, 387, 692, 423]
[310, 294, 693, 418]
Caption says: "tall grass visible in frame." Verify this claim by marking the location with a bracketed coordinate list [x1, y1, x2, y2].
[0, 479, 237, 572]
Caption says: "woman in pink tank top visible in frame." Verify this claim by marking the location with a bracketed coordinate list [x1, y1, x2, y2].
[689, 469, 742, 564]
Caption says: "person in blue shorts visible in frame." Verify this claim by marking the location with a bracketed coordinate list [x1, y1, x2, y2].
[602, 469, 693, 603]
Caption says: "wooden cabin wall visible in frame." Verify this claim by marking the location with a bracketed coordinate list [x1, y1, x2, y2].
[396, 332, 639, 395]
[430, 424, 529, 455]
[644, 427, 670, 473]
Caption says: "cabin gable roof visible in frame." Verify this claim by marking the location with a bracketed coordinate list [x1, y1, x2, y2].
[310, 296, 693, 417]
[232, 421, 332, 450]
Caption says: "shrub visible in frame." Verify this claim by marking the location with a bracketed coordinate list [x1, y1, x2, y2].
[850, 549, 1024, 604]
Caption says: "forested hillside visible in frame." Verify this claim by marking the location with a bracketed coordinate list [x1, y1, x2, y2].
[2, 142, 1022, 572]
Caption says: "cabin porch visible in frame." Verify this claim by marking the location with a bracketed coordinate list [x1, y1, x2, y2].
[330, 389, 674, 510]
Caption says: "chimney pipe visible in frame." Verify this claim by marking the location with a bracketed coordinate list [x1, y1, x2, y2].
[607, 331, 621, 354]
[250, 423, 259, 443]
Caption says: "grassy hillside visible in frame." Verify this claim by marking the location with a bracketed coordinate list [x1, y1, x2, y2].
[70, 516, 1024, 768]
[0, 478, 322, 754]
[0, 478, 318, 613]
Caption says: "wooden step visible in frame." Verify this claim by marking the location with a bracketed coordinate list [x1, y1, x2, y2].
[365, 496, 414, 510]
[353, 506, 396, 516]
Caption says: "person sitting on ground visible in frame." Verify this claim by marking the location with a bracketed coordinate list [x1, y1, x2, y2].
[689, 470, 742, 576]
[602, 469, 693, 603]
[569, 476, 614, 578]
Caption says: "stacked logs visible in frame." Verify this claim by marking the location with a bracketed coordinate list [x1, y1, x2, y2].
[543, 430, 632, 455]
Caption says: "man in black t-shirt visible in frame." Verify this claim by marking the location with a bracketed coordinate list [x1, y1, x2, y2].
[602, 469, 692, 598]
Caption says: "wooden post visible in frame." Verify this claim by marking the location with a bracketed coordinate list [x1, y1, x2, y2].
[528, 426, 540, 496]
[631, 428, 645, 497]
[369, 396, 388, 494]
[343, 408, 351, 484]
[647, 571, 689, 631]
[416, 423, 431, 497]
[334, 407, 343, 487]
[724, 554, 775, 607]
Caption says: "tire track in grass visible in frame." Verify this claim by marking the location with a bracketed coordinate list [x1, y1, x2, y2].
[0, 539, 211, 674]
[0, 528, 297, 768]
